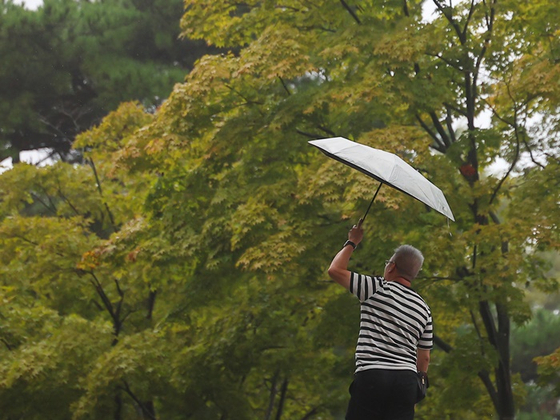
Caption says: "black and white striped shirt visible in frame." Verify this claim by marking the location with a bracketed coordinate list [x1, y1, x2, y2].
[349, 272, 433, 373]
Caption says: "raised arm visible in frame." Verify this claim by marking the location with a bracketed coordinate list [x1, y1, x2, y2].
[328, 221, 364, 290]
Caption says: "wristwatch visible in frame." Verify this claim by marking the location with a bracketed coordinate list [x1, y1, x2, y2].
[343, 240, 357, 250]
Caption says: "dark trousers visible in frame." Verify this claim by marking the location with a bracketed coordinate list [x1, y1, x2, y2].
[345, 369, 418, 420]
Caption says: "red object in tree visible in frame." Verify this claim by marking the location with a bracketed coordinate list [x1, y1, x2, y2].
[460, 164, 477, 177]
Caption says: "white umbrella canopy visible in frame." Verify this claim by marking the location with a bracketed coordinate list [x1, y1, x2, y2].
[309, 137, 455, 221]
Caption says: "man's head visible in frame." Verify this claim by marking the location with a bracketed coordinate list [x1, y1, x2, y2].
[384, 245, 424, 282]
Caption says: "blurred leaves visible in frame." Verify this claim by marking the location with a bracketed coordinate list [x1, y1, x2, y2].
[0, 0, 559, 419]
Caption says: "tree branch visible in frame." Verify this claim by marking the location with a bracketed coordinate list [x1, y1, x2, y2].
[485, 95, 521, 206]
[339, 0, 361, 24]
[113, 279, 125, 337]
[416, 114, 446, 152]
[1, 338, 13, 351]
[434, 334, 453, 353]
[278, 76, 291, 96]
[470, 309, 486, 356]
[88, 272, 115, 321]
[90, 298, 104, 312]
[265, 371, 280, 420]
[295, 129, 323, 139]
[461, 0, 477, 41]
[433, 0, 466, 44]
[301, 407, 321, 420]
[11, 234, 65, 258]
[521, 136, 546, 169]
[430, 111, 452, 148]
[473, 0, 495, 90]
[427, 52, 464, 71]
[479, 300, 498, 348]
[496, 303, 510, 365]
[30, 192, 57, 215]
[225, 84, 264, 106]
[120, 380, 157, 420]
[42, 186, 60, 213]
[87, 272, 125, 344]
[445, 106, 457, 143]
[57, 190, 81, 217]
[443, 101, 468, 118]
[478, 369, 499, 410]
[88, 157, 117, 232]
[147, 289, 157, 320]
[318, 125, 336, 137]
[275, 378, 289, 420]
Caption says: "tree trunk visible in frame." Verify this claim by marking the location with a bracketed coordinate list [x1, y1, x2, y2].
[275, 378, 289, 420]
[143, 401, 157, 420]
[478, 300, 515, 419]
[114, 391, 123, 420]
[264, 371, 279, 420]
[495, 303, 515, 420]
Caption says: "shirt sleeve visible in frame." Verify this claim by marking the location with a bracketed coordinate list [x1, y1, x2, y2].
[349, 272, 383, 302]
[418, 311, 433, 350]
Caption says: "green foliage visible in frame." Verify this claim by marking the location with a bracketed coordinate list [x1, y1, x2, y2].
[536, 348, 560, 397]
[511, 309, 560, 382]
[516, 382, 559, 420]
[0, 0, 559, 419]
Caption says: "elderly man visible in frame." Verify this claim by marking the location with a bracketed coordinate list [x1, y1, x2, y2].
[328, 221, 432, 420]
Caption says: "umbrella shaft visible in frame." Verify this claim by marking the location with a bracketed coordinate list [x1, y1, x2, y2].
[362, 183, 383, 223]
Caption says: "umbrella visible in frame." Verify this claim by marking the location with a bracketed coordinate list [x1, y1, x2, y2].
[308, 137, 455, 221]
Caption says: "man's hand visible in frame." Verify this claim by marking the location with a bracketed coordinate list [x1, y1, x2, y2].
[348, 218, 364, 246]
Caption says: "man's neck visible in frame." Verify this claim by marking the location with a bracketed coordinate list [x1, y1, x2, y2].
[391, 276, 411, 287]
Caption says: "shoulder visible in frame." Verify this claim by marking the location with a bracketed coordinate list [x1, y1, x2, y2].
[349, 272, 385, 301]
[397, 285, 432, 314]
[411, 289, 432, 317]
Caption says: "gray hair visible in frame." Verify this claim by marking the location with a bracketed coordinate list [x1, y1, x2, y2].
[393, 245, 424, 281]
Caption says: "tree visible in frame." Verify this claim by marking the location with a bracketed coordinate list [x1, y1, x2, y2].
[0, 103, 159, 419]
[173, 0, 560, 418]
[0, 101, 354, 419]
[0, 0, 219, 163]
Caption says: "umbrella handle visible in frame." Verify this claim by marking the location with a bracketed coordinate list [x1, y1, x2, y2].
[360, 182, 383, 225]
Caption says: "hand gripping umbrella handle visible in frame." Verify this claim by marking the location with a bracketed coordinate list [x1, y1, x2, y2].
[360, 182, 383, 225]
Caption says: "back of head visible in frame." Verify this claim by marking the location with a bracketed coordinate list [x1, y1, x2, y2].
[393, 245, 424, 281]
